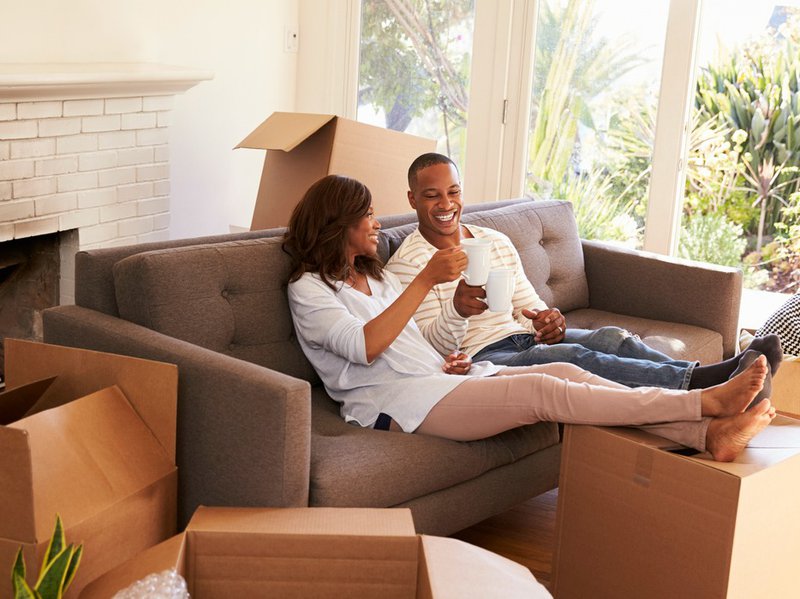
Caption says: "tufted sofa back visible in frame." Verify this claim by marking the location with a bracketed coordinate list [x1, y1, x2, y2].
[103, 200, 587, 384]
[113, 237, 321, 384]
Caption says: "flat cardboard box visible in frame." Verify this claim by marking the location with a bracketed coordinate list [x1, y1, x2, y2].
[0, 339, 178, 599]
[771, 357, 800, 416]
[82, 507, 551, 599]
[552, 417, 800, 599]
[236, 112, 436, 229]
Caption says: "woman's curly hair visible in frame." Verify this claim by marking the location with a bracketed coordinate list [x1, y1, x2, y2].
[283, 174, 384, 290]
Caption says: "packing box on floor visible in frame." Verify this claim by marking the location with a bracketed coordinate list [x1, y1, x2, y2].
[771, 357, 800, 416]
[0, 339, 178, 598]
[81, 507, 551, 599]
[236, 112, 436, 229]
[552, 417, 800, 599]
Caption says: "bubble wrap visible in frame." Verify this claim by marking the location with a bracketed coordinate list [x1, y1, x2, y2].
[112, 569, 189, 599]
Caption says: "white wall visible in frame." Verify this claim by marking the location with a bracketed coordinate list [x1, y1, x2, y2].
[1, 0, 299, 237]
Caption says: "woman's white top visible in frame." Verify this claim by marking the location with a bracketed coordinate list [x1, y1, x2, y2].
[287, 270, 502, 432]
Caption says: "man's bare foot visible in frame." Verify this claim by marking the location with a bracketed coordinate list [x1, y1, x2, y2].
[705, 400, 776, 462]
[700, 355, 767, 417]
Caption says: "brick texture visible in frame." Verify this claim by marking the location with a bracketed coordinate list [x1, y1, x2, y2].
[1, 91, 175, 250]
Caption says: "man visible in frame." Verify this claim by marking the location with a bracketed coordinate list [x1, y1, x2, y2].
[385, 152, 781, 389]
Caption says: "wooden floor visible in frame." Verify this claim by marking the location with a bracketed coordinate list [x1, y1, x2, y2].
[451, 489, 559, 591]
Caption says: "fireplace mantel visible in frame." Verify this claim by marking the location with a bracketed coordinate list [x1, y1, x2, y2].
[0, 62, 213, 306]
[0, 63, 213, 102]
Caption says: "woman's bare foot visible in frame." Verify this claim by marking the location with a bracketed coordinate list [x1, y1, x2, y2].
[705, 400, 776, 462]
[700, 355, 767, 417]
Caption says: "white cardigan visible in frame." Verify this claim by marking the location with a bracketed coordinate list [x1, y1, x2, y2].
[287, 270, 501, 432]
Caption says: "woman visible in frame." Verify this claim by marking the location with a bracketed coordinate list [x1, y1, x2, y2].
[283, 175, 775, 462]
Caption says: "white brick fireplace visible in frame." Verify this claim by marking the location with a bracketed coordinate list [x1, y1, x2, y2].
[0, 63, 211, 304]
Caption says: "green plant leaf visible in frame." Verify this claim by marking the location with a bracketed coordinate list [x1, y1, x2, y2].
[42, 516, 65, 571]
[62, 545, 82, 593]
[34, 546, 72, 599]
[12, 572, 36, 599]
[11, 549, 25, 587]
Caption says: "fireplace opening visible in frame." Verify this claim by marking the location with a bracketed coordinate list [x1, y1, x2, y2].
[0, 230, 77, 384]
[0, 251, 27, 288]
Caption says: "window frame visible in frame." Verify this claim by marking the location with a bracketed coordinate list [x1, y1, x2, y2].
[307, 0, 703, 255]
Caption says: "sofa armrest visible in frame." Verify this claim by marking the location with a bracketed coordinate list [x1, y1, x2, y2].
[43, 305, 312, 527]
[581, 240, 742, 358]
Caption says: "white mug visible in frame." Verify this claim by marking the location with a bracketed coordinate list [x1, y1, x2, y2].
[485, 268, 514, 312]
[461, 238, 492, 286]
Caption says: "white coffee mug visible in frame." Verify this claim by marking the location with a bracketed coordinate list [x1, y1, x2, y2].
[485, 268, 514, 312]
[461, 238, 492, 286]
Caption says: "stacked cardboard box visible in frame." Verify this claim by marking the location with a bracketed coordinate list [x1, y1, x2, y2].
[0, 339, 178, 598]
[552, 417, 800, 598]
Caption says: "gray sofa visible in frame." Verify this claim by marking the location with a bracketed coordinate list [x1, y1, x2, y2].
[42, 199, 742, 534]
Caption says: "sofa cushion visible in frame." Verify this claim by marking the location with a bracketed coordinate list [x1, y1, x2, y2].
[307, 389, 560, 507]
[566, 308, 723, 364]
[112, 237, 320, 384]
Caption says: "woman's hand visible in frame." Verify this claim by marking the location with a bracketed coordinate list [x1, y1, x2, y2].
[420, 247, 467, 287]
[442, 351, 472, 375]
[363, 247, 465, 363]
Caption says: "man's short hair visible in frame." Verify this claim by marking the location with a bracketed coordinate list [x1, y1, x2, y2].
[408, 153, 459, 189]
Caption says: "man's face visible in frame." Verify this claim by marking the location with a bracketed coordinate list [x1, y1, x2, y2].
[408, 162, 463, 248]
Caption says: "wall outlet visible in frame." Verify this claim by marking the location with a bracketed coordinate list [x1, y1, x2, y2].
[284, 27, 299, 53]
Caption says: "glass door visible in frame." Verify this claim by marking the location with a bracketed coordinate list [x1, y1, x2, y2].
[356, 0, 477, 170]
[681, 2, 800, 292]
[524, 0, 670, 248]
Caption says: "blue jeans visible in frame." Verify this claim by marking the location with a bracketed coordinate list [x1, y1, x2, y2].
[472, 327, 696, 389]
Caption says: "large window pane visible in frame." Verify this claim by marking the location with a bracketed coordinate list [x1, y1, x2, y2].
[357, 0, 475, 168]
[683, 2, 800, 292]
[525, 0, 669, 248]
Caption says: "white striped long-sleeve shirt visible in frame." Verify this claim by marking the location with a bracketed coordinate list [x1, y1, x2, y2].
[385, 224, 548, 357]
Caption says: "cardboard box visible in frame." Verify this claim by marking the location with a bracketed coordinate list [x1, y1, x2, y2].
[0, 339, 178, 599]
[236, 112, 436, 229]
[81, 507, 551, 599]
[771, 357, 800, 416]
[552, 418, 800, 599]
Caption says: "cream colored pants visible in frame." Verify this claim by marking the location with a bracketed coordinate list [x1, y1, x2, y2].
[416, 363, 710, 452]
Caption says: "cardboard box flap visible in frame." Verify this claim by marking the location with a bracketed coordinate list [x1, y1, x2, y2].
[0, 377, 56, 425]
[186, 507, 418, 598]
[235, 112, 336, 152]
[417, 535, 550, 599]
[188, 506, 415, 537]
[4, 339, 178, 460]
[6, 386, 175, 542]
[0, 427, 36, 542]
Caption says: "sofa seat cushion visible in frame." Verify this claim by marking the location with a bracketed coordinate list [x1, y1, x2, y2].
[112, 237, 320, 384]
[308, 388, 560, 507]
[565, 308, 723, 364]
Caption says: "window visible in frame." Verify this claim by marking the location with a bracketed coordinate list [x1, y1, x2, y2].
[357, 0, 476, 169]
[525, 0, 669, 247]
[682, 1, 800, 292]
[333, 0, 800, 282]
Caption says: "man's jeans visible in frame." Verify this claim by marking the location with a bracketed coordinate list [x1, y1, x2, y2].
[472, 327, 695, 389]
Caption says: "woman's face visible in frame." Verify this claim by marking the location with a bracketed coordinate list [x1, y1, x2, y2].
[346, 206, 381, 260]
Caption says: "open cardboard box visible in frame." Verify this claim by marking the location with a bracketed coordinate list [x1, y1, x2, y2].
[0, 339, 178, 598]
[236, 112, 436, 229]
[552, 416, 800, 599]
[81, 507, 551, 599]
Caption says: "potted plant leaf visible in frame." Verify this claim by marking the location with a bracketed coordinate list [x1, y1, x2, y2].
[10, 515, 83, 599]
